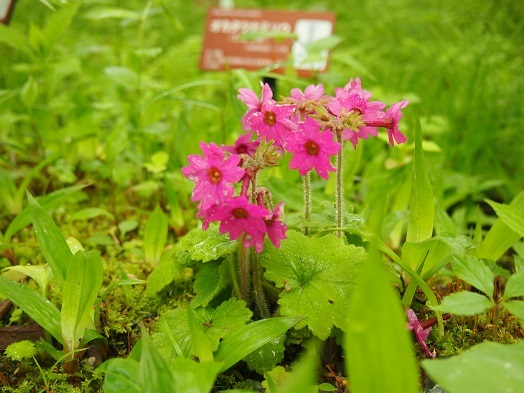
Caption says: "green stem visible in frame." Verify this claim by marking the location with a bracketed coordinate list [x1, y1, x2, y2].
[252, 252, 270, 319]
[228, 252, 242, 301]
[238, 236, 252, 307]
[335, 133, 344, 237]
[303, 172, 311, 235]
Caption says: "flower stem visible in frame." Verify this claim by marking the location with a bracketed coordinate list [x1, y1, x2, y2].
[252, 252, 270, 319]
[335, 133, 343, 237]
[238, 235, 252, 307]
[303, 172, 311, 235]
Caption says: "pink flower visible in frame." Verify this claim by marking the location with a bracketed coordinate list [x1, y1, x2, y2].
[238, 82, 273, 130]
[181, 142, 245, 210]
[290, 84, 325, 101]
[245, 202, 287, 252]
[286, 118, 341, 179]
[406, 309, 434, 358]
[222, 132, 260, 157]
[207, 196, 269, 252]
[246, 100, 297, 148]
[364, 100, 409, 146]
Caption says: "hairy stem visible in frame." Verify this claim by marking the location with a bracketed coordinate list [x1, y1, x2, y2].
[335, 133, 344, 237]
[238, 235, 252, 307]
[252, 252, 270, 319]
[303, 172, 311, 235]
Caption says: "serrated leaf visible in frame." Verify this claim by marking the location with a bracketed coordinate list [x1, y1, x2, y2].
[476, 190, 524, 261]
[431, 291, 493, 316]
[485, 199, 524, 238]
[244, 334, 286, 374]
[214, 316, 301, 373]
[504, 272, 524, 300]
[187, 307, 213, 363]
[189, 224, 238, 262]
[260, 230, 365, 339]
[152, 308, 193, 362]
[191, 260, 232, 308]
[0, 276, 62, 344]
[345, 250, 420, 393]
[451, 255, 494, 300]
[422, 341, 524, 393]
[144, 205, 168, 265]
[28, 192, 72, 286]
[503, 300, 524, 322]
[4, 341, 37, 361]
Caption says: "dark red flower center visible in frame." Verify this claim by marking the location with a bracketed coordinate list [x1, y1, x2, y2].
[232, 208, 248, 219]
[305, 140, 319, 156]
[236, 144, 248, 154]
[263, 111, 276, 126]
[207, 167, 222, 184]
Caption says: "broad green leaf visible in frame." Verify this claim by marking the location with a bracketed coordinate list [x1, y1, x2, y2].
[0, 24, 33, 57]
[422, 341, 524, 393]
[70, 208, 114, 222]
[61, 250, 103, 353]
[83, 6, 141, 21]
[215, 316, 302, 373]
[503, 271, 524, 300]
[191, 260, 232, 308]
[451, 255, 494, 299]
[144, 205, 168, 265]
[503, 300, 524, 322]
[189, 224, 237, 262]
[244, 334, 286, 374]
[145, 251, 183, 297]
[139, 327, 177, 393]
[476, 190, 524, 261]
[2, 265, 53, 292]
[405, 112, 434, 269]
[345, 250, 420, 393]
[260, 230, 365, 339]
[105, 125, 128, 164]
[431, 291, 493, 316]
[105, 66, 139, 89]
[186, 307, 213, 363]
[99, 358, 142, 393]
[152, 308, 193, 362]
[485, 199, 524, 238]
[42, 3, 80, 57]
[0, 277, 62, 344]
[28, 192, 73, 286]
[170, 358, 223, 393]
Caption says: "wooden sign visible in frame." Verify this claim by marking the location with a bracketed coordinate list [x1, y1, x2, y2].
[0, 0, 17, 25]
[200, 7, 336, 76]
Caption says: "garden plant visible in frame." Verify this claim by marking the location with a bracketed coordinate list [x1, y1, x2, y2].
[0, 1, 523, 392]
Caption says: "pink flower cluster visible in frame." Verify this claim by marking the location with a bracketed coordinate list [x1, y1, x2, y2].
[182, 79, 408, 252]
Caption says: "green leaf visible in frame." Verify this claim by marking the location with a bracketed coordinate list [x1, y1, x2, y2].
[83, 6, 141, 21]
[0, 24, 33, 57]
[139, 327, 177, 393]
[144, 205, 168, 265]
[278, 344, 319, 393]
[170, 358, 223, 393]
[485, 199, 524, 238]
[145, 252, 183, 297]
[20, 76, 38, 109]
[260, 230, 365, 339]
[0, 277, 62, 344]
[152, 308, 193, 362]
[345, 250, 420, 393]
[41, 3, 80, 57]
[186, 307, 214, 363]
[405, 111, 434, 268]
[191, 260, 232, 308]
[431, 291, 493, 316]
[215, 317, 302, 373]
[2, 265, 53, 292]
[118, 219, 138, 239]
[61, 250, 103, 353]
[476, 190, 524, 261]
[244, 334, 286, 374]
[100, 358, 142, 393]
[105, 66, 139, 89]
[451, 255, 495, 299]
[422, 341, 524, 393]
[70, 208, 114, 222]
[503, 300, 524, 322]
[189, 224, 237, 262]
[28, 191, 72, 286]
[5, 340, 37, 361]
[503, 271, 524, 300]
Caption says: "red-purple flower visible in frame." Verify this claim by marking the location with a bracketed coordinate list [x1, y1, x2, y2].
[246, 100, 297, 148]
[181, 142, 245, 210]
[383, 100, 409, 146]
[286, 118, 341, 179]
[290, 84, 325, 101]
[245, 202, 287, 252]
[406, 309, 434, 358]
[222, 132, 260, 157]
[238, 82, 273, 130]
[207, 196, 269, 251]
